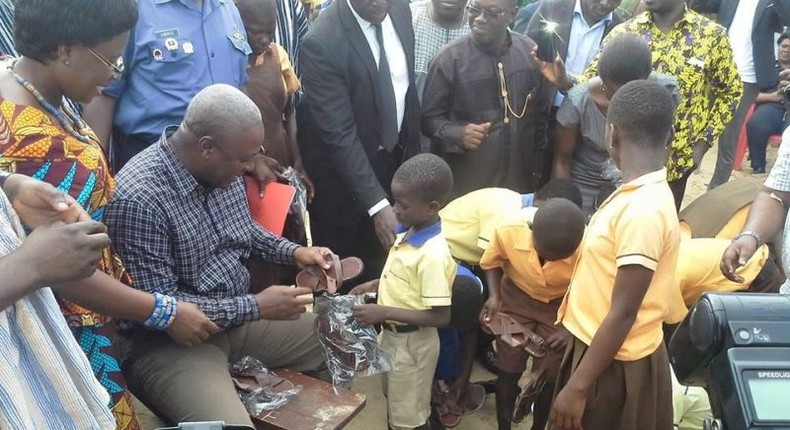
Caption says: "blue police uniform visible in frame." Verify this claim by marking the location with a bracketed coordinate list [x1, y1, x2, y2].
[104, 0, 251, 169]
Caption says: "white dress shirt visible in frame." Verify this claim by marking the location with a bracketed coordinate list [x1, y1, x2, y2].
[348, 0, 410, 216]
[728, 0, 758, 83]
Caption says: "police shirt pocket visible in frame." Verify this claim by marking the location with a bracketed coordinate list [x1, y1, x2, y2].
[147, 39, 193, 63]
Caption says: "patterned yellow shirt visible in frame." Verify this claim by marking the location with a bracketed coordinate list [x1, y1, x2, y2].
[582, 9, 742, 181]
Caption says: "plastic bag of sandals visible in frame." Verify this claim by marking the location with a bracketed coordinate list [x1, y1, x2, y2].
[314, 294, 393, 393]
[280, 167, 308, 244]
[229, 356, 302, 418]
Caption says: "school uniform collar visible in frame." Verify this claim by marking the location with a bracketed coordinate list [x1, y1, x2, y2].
[598, 168, 667, 209]
[456, 264, 484, 293]
[514, 219, 534, 252]
[522, 193, 534, 208]
[395, 220, 442, 247]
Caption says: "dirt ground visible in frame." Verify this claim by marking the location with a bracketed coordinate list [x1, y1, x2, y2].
[135, 143, 780, 430]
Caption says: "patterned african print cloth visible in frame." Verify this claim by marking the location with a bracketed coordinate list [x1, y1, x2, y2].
[0, 98, 141, 430]
[411, 0, 470, 95]
[582, 8, 743, 181]
[0, 190, 116, 429]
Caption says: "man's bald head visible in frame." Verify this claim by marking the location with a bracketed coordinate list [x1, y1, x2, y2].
[183, 84, 263, 143]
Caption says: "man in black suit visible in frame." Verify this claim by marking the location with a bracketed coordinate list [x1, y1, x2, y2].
[523, 0, 622, 185]
[297, 0, 420, 288]
[693, 0, 790, 188]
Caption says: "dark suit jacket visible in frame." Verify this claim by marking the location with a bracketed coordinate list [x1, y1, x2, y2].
[524, 0, 622, 64]
[296, 0, 420, 226]
[692, 0, 790, 90]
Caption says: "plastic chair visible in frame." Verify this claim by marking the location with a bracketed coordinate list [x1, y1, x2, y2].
[733, 104, 756, 171]
[733, 103, 783, 171]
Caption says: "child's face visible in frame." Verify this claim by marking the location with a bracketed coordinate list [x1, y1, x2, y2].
[239, 6, 277, 55]
[391, 182, 438, 229]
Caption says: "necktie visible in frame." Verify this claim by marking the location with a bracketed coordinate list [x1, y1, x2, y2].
[373, 23, 399, 152]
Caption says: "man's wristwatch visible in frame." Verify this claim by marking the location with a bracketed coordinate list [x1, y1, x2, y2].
[734, 230, 761, 248]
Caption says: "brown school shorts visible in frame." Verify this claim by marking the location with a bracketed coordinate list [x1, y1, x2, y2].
[495, 277, 563, 377]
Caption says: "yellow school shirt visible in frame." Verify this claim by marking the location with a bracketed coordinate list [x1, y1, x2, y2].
[479, 208, 576, 303]
[378, 222, 455, 320]
[557, 169, 682, 361]
[678, 238, 768, 308]
[439, 188, 526, 264]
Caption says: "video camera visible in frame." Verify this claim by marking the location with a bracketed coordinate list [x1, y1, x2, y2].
[669, 293, 790, 430]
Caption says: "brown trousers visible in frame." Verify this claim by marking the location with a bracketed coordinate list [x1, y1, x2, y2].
[118, 315, 326, 426]
[550, 337, 673, 430]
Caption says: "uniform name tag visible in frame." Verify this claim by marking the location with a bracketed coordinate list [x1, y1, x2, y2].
[155, 28, 180, 39]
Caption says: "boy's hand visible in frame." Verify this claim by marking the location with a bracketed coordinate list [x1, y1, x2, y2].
[546, 326, 571, 352]
[550, 385, 587, 430]
[247, 155, 283, 197]
[348, 279, 379, 295]
[479, 296, 502, 333]
[352, 303, 388, 325]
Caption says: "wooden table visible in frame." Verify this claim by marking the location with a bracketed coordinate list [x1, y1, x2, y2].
[253, 369, 366, 430]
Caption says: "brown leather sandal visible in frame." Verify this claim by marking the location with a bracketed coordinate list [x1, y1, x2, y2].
[512, 364, 547, 423]
[295, 254, 364, 294]
[484, 312, 547, 358]
[432, 381, 463, 428]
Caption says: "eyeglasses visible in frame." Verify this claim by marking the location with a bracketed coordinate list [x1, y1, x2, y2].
[86, 47, 124, 79]
[465, 3, 508, 20]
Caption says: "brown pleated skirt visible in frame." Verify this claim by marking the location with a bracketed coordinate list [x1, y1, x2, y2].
[550, 337, 673, 430]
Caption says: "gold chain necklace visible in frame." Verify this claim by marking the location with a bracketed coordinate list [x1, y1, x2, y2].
[497, 61, 532, 124]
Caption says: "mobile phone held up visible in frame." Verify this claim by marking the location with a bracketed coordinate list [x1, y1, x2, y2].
[536, 20, 558, 62]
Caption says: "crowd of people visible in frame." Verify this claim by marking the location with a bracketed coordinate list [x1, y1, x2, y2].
[0, 0, 788, 429]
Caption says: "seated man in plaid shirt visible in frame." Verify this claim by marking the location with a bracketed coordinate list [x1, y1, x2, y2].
[104, 84, 332, 427]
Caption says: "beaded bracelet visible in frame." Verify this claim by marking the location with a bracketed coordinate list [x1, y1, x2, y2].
[143, 292, 178, 331]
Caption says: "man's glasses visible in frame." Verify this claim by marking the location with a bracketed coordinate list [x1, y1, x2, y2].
[86, 47, 124, 79]
[465, 3, 508, 20]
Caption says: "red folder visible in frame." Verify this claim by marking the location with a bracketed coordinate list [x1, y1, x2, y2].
[244, 177, 296, 236]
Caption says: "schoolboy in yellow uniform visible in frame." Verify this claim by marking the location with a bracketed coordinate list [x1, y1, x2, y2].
[352, 154, 455, 430]
[440, 180, 583, 266]
[550, 81, 678, 430]
[480, 199, 586, 430]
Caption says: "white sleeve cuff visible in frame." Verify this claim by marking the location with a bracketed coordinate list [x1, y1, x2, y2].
[368, 199, 390, 217]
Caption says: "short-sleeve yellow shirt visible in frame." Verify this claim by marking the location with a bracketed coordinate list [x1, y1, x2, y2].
[378, 222, 456, 323]
[678, 238, 768, 308]
[479, 208, 576, 303]
[439, 188, 526, 264]
[557, 169, 683, 361]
